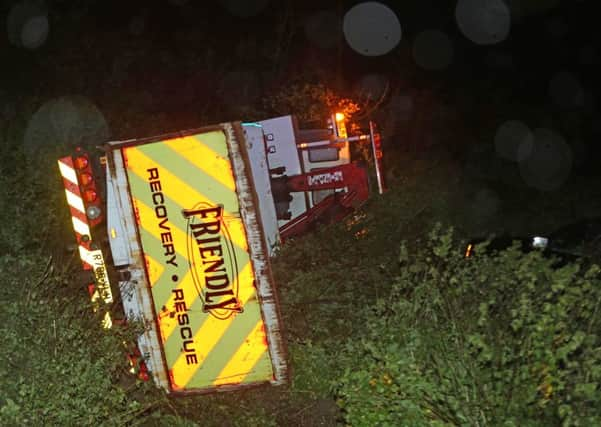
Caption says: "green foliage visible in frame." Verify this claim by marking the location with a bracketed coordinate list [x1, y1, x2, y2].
[335, 226, 601, 426]
[0, 255, 151, 426]
[264, 82, 359, 126]
[0, 145, 183, 426]
[3, 99, 599, 426]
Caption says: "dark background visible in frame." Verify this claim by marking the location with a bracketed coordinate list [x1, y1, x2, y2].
[1, 3, 601, 424]
[1, 0, 600, 234]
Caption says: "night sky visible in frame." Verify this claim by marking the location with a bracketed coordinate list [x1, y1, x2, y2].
[1, 0, 600, 231]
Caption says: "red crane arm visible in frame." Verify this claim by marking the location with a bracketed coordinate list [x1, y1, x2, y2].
[278, 163, 369, 240]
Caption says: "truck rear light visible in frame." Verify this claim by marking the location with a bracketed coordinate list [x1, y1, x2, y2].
[86, 205, 102, 220]
[79, 172, 94, 186]
[74, 156, 89, 170]
[83, 188, 98, 202]
[138, 360, 150, 381]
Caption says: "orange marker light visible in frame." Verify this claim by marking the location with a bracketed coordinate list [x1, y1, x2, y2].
[335, 112, 345, 122]
[83, 188, 98, 202]
[80, 172, 94, 186]
[465, 244, 473, 258]
[74, 156, 89, 170]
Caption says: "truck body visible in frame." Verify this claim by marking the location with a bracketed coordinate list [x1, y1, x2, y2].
[57, 114, 383, 395]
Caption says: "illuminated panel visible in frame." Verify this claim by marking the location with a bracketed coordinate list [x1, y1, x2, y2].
[122, 132, 273, 392]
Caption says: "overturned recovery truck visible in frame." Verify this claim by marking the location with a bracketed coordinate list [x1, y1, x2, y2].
[57, 114, 383, 394]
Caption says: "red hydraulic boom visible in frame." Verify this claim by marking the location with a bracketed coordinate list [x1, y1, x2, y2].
[276, 162, 369, 240]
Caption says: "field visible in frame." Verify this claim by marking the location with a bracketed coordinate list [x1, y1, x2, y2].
[1, 130, 601, 426]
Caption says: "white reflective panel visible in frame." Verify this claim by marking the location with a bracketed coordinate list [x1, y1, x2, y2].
[58, 161, 79, 185]
[64, 188, 86, 214]
[72, 216, 91, 237]
[532, 236, 549, 249]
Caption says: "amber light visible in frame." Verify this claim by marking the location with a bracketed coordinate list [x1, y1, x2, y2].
[465, 244, 473, 258]
[80, 172, 94, 186]
[83, 188, 98, 202]
[335, 112, 345, 122]
[74, 156, 89, 170]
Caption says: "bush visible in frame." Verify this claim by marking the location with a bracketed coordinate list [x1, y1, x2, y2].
[335, 226, 601, 426]
[0, 144, 183, 426]
[0, 254, 153, 426]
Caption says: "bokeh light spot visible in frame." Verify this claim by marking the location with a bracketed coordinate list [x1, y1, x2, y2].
[343, 2, 401, 56]
[24, 96, 110, 153]
[518, 128, 572, 191]
[20, 15, 49, 49]
[455, 0, 510, 45]
[7, 1, 50, 50]
[495, 120, 533, 162]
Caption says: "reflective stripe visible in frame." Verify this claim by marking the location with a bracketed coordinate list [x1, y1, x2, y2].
[123, 131, 273, 392]
[65, 188, 86, 214]
[102, 312, 113, 329]
[58, 160, 78, 185]
[213, 320, 269, 386]
[72, 216, 91, 237]
[78, 246, 100, 267]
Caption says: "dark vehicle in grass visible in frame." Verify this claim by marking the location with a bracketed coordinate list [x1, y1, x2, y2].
[465, 218, 601, 265]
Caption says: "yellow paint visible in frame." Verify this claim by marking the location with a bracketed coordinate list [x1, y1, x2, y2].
[129, 176, 250, 344]
[155, 269, 196, 342]
[125, 147, 248, 251]
[144, 254, 165, 289]
[164, 136, 236, 192]
[124, 133, 273, 392]
[212, 320, 267, 386]
[168, 262, 258, 389]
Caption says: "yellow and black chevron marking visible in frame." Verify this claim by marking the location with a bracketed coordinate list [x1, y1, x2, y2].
[123, 131, 273, 391]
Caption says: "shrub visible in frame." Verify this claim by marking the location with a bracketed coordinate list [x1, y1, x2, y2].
[335, 226, 601, 426]
[0, 144, 183, 426]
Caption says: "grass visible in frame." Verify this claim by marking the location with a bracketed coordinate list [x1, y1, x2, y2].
[1, 128, 600, 425]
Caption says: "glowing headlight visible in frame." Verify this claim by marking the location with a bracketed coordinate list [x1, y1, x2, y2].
[86, 205, 102, 220]
[532, 236, 549, 249]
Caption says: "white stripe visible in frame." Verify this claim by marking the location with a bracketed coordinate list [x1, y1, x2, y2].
[72, 216, 91, 237]
[65, 189, 85, 214]
[58, 160, 79, 185]
[79, 246, 99, 266]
